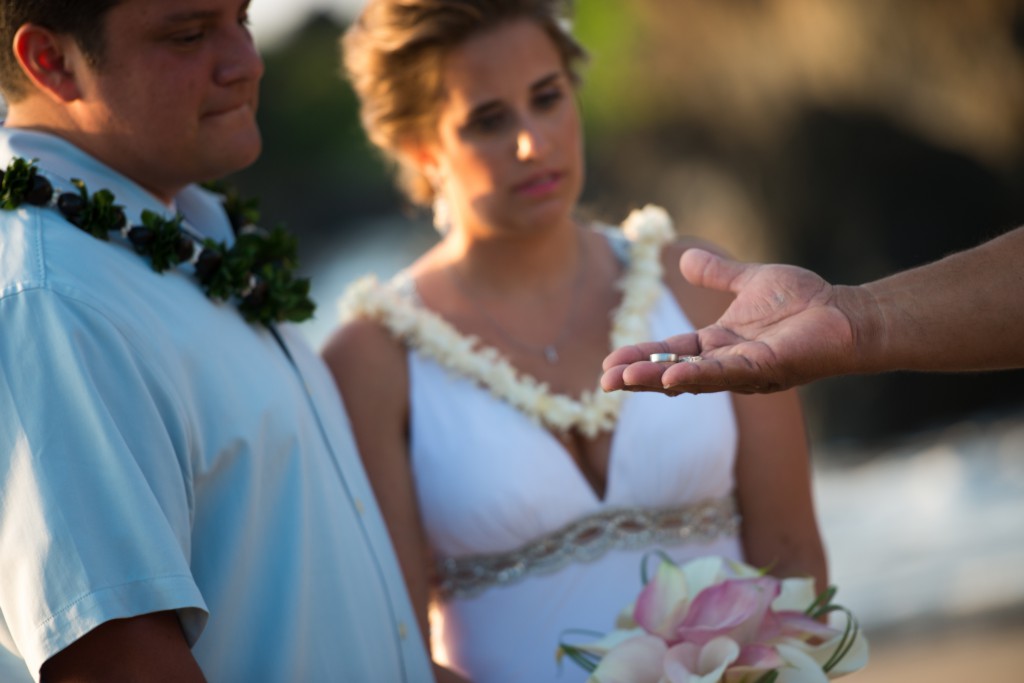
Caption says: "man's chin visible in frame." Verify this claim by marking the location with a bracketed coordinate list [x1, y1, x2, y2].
[205, 134, 262, 178]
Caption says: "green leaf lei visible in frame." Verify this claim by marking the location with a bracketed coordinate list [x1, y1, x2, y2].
[0, 158, 315, 326]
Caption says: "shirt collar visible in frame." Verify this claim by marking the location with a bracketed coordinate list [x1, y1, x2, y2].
[0, 125, 233, 243]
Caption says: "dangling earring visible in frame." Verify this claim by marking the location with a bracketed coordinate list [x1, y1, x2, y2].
[432, 193, 450, 235]
[428, 166, 451, 235]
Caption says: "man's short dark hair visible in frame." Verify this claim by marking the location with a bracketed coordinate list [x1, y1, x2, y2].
[0, 0, 122, 101]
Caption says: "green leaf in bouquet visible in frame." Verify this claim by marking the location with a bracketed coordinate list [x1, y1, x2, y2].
[639, 549, 676, 585]
[556, 629, 605, 674]
[822, 606, 861, 673]
[805, 585, 838, 618]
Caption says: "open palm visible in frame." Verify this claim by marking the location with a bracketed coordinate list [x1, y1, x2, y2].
[601, 249, 861, 394]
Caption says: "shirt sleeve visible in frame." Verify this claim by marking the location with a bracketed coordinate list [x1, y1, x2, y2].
[0, 287, 208, 679]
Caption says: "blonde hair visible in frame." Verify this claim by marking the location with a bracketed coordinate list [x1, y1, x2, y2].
[342, 0, 586, 206]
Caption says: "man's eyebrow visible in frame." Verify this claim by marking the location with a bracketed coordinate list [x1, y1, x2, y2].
[160, 0, 250, 25]
[160, 10, 218, 24]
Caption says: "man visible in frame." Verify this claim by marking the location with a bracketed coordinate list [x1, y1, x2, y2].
[0, 1, 433, 680]
[601, 225, 1024, 395]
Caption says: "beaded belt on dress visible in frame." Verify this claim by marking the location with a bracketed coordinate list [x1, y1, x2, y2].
[433, 497, 741, 600]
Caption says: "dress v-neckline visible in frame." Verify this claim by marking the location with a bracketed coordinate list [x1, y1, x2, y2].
[537, 412, 628, 504]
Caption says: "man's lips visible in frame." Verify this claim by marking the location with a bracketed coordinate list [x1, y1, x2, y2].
[203, 100, 257, 119]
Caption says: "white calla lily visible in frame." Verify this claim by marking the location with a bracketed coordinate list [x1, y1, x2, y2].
[634, 561, 691, 639]
[589, 635, 667, 683]
[724, 558, 763, 580]
[679, 556, 729, 598]
[773, 576, 819, 613]
[615, 602, 639, 630]
[664, 636, 742, 683]
[780, 610, 869, 676]
[773, 643, 832, 683]
[576, 628, 649, 657]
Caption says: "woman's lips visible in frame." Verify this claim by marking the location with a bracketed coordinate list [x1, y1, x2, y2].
[514, 171, 563, 197]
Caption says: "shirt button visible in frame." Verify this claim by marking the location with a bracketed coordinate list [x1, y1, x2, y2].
[354, 498, 365, 514]
[398, 621, 409, 640]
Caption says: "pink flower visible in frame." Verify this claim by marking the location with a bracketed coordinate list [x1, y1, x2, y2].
[633, 559, 693, 640]
[563, 557, 868, 683]
[663, 637, 741, 683]
[633, 556, 731, 641]
[721, 644, 785, 682]
[675, 577, 781, 646]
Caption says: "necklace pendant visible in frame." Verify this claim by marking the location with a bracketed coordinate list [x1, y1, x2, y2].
[544, 345, 559, 364]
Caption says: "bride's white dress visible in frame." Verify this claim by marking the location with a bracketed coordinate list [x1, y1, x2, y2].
[343, 212, 744, 682]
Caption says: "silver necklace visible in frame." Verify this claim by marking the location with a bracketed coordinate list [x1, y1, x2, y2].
[449, 230, 587, 365]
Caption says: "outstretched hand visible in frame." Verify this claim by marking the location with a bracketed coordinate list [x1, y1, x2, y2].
[601, 249, 862, 395]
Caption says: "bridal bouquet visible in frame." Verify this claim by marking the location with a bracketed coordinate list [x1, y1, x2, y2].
[558, 555, 868, 683]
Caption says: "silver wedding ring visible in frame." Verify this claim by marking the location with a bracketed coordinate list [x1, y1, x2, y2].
[648, 353, 704, 364]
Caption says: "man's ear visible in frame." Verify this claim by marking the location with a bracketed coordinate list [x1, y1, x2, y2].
[12, 24, 84, 102]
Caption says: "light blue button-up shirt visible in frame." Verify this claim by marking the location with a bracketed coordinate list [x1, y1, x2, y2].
[0, 128, 434, 682]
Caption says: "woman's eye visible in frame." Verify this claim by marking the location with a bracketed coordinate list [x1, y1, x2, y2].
[468, 111, 508, 133]
[534, 89, 564, 110]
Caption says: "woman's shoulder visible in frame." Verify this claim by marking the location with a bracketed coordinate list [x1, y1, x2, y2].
[333, 268, 474, 370]
[324, 276, 412, 379]
[322, 306, 407, 376]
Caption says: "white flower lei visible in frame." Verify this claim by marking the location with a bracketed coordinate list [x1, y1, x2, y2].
[337, 205, 675, 437]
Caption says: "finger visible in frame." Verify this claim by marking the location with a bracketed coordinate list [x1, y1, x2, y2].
[602, 364, 733, 396]
[601, 334, 701, 371]
[600, 365, 629, 392]
[660, 356, 745, 391]
[601, 339, 672, 371]
[680, 248, 757, 295]
[659, 356, 783, 394]
[618, 360, 673, 389]
[602, 363, 683, 394]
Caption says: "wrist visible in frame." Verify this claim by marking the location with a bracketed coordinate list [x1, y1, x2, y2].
[832, 283, 889, 375]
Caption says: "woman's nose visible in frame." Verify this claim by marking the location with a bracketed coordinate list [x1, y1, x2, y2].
[516, 126, 548, 162]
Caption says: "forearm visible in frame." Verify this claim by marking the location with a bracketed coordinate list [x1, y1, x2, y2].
[732, 391, 827, 590]
[846, 225, 1024, 373]
[39, 612, 206, 683]
[434, 662, 473, 683]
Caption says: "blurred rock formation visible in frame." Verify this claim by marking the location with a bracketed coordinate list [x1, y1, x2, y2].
[230, 2, 1024, 443]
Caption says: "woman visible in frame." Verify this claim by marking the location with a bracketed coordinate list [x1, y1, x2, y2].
[324, 2, 827, 681]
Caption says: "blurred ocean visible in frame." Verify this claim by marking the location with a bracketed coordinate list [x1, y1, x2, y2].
[815, 416, 1024, 630]
[816, 418, 1024, 680]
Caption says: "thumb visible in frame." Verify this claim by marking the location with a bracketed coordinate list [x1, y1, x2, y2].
[679, 248, 755, 295]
